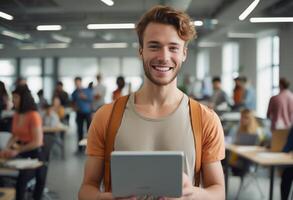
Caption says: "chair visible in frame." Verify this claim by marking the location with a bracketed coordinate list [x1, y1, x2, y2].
[229, 133, 265, 199]
[26, 134, 56, 200]
[270, 129, 289, 152]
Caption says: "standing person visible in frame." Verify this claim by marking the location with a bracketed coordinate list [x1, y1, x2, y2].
[267, 77, 293, 130]
[280, 126, 293, 200]
[79, 5, 225, 200]
[232, 77, 245, 111]
[0, 85, 46, 200]
[53, 81, 70, 107]
[0, 81, 9, 117]
[112, 76, 126, 101]
[37, 89, 48, 110]
[72, 77, 93, 153]
[242, 76, 256, 111]
[93, 74, 106, 111]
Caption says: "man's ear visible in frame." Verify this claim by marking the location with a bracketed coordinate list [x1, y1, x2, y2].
[182, 47, 187, 62]
[138, 47, 143, 59]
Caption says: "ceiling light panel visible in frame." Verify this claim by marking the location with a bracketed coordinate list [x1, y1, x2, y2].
[250, 17, 293, 23]
[239, 0, 260, 21]
[92, 43, 128, 48]
[87, 23, 135, 30]
[100, 0, 114, 6]
[37, 25, 62, 31]
[0, 11, 13, 20]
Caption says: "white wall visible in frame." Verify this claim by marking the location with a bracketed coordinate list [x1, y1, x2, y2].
[239, 38, 257, 87]
[279, 24, 293, 90]
[209, 46, 223, 77]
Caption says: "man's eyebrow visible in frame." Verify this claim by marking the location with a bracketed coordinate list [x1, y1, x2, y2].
[147, 41, 180, 46]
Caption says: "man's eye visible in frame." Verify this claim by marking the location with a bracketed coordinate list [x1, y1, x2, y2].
[170, 47, 179, 52]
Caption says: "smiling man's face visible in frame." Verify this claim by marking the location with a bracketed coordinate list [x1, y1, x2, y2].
[139, 22, 187, 86]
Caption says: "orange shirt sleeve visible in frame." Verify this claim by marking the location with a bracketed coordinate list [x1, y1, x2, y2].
[12, 111, 42, 143]
[86, 103, 114, 158]
[200, 105, 225, 163]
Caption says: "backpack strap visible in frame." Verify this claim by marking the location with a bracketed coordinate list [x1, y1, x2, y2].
[189, 98, 203, 187]
[104, 95, 129, 192]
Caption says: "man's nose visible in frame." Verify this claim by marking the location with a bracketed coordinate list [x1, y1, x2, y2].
[157, 47, 170, 62]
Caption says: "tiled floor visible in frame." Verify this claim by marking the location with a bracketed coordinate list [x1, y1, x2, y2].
[45, 131, 283, 200]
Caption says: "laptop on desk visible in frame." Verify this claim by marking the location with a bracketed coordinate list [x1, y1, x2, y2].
[235, 133, 259, 146]
[111, 151, 183, 198]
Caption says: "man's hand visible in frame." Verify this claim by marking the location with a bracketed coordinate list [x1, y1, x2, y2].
[97, 192, 137, 200]
[159, 173, 195, 200]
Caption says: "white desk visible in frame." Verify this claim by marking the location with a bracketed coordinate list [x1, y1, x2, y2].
[225, 144, 293, 200]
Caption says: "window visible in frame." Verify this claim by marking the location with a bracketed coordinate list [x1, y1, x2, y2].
[256, 35, 279, 118]
[0, 59, 16, 91]
[222, 42, 239, 97]
[196, 50, 209, 80]
[20, 58, 42, 100]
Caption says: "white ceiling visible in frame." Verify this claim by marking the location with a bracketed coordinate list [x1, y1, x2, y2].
[0, 0, 292, 54]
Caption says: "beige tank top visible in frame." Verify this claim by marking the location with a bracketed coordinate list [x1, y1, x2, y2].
[115, 93, 196, 181]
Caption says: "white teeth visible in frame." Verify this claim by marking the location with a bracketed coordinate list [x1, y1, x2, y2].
[153, 66, 171, 72]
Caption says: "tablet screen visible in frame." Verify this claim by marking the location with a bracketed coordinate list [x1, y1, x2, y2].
[111, 151, 183, 198]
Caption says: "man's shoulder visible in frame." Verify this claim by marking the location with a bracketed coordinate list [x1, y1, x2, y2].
[189, 98, 217, 117]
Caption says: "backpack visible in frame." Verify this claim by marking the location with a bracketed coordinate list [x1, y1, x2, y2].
[104, 95, 203, 191]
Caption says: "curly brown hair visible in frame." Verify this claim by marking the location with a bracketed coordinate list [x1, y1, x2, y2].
[136, 5, 196, 47]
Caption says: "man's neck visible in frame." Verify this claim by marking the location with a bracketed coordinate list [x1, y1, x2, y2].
[135, 79, 183, 107]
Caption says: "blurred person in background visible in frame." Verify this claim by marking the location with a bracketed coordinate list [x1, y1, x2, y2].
[267, 77, 293, 130]
[52, 96, 65, 122]
[72, 77, 93, 153]
[0, 81, 9, 117]
[53, 81, 70, 107]
[242, 76, 256, 111]
[232, 77, 245, 111]
[280, 126, 293, 200]
[112, 76, 126, 101]
[37, 89, 48, 110]
[0, 85, 46, 200]
[93, 74, 106, 112]
[209, 77, 230, 111]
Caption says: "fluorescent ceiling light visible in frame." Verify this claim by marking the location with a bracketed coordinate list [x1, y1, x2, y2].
[37, 25, 62, 31]
[0, 44, 4, 49]
[1, 30, 30, 40]
[19, 45, 40, 50]
[250, 17, 293, 23]
[87, 23, 135, 30]
[45, 43, 69, 48]
[228, 32, 257, 38]
[19, 43, 69, 50]
[52, 34, 72, 43]
[239, 0, 260, 21]
[92, 43, 128, 48]
[100, 0, 114, 6]
[0, 11, 13, 20]
[198, 42, 220, 48]
[193, 21, 203, 26]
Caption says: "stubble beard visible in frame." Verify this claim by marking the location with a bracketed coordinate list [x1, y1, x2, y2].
[142, 59, 181, 86]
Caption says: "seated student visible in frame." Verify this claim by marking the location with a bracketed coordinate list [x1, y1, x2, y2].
[281, 126, 293, 200]
[52, 96, 65, 122]
[0, 85, 46, 200]
[41, 103, 61, 128]
[228, 109, 268, 172]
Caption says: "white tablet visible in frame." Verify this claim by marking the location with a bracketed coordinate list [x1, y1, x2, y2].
[111, 151, 183, 198]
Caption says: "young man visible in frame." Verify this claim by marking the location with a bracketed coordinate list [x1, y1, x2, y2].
[79, 5, 225, 200]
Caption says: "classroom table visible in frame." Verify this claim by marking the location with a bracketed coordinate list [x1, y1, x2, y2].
[225, 144, 293, 200]
[0, 188, 15, 200]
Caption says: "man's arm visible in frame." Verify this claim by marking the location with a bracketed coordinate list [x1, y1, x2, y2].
[177, 161, 225, 200]
[79, 156, 114, 200]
